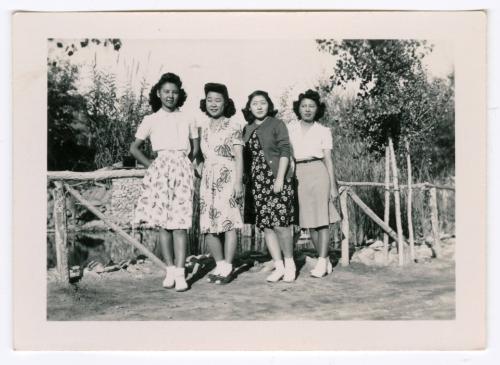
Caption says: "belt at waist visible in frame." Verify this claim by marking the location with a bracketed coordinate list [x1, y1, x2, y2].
[295, 157, 323, 164]
[157, 150, 188, 156]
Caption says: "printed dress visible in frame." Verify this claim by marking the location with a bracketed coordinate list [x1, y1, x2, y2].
[133, 109, 196, 230]
[134, 151, 195, 230]
[247, 130, 295, 229]
[199, 117, 244, 234]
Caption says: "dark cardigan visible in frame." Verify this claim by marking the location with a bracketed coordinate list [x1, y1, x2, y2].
[242, 116, 295, 225]
[242, 116, 293, 180]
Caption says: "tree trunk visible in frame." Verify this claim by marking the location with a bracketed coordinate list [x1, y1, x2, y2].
[388, 137, 406, 266]
[406, 140, 415, 262]
[383, 145, 391, 264]
[53, 181, 69, 282]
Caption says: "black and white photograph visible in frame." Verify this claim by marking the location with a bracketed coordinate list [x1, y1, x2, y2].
[45, 37, 456, 321]
[11, 11, 486, 351]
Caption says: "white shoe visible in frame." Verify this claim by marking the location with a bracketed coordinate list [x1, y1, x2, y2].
[283, 267, 296, 282]
[162, 266, 175, 288]
[310, 257, 329, 278]
[266, 269, 284, 282]
[174, 267, 188, 292]
[266, 260, 285, 282]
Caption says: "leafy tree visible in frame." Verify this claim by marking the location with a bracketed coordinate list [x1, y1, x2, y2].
[48, 38, 122, 57]
[47, 60, 95, 171]
[316, 39, 454, 179]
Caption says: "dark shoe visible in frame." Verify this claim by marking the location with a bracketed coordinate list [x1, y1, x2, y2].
[207, 273, 219, 283]
[215, 272, 234, 285]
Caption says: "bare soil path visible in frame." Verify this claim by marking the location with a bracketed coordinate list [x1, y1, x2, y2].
[47, 240, 454, 321]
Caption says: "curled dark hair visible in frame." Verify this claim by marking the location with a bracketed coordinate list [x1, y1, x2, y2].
[241, 90, 278, 124]
[148, 72, 187, 112]
[199, 83, 236, 118]
[292, 89, 326, 121]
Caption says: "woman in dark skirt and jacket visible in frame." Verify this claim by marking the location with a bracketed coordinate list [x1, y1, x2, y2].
[242, 90, 297, 283]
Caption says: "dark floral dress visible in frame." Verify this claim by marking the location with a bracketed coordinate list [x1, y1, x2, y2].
[247, 130, 295, 229]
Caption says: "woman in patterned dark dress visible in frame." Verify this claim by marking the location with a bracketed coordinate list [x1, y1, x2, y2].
[242, 90, 296, 283]
[196, 83, 244, 284]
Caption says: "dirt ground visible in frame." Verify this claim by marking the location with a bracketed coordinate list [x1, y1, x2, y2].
[47, 239, 455, 321]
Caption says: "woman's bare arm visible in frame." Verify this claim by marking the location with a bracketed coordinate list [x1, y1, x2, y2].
[323, 149, 339, 200]
[130, 138, 151, 168]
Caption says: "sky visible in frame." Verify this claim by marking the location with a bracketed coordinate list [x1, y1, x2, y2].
[48, 39, 454, 116]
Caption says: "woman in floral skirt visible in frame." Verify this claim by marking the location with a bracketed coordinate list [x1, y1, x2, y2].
[130, 72, 199, 292]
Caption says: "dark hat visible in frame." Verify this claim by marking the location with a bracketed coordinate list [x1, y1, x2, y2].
[204, 82, 229, 99]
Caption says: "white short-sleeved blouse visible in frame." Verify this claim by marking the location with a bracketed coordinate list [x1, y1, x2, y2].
[287, 120, 333, 160]
[135, 108, 198, 152]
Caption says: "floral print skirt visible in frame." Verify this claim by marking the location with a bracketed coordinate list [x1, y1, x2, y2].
[248, 131, 295, 229]
[133, 150, 194, 230]
[199, 158, 243, 234]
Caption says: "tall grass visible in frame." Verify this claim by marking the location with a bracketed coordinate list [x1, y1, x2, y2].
[84, 57, 153, 169]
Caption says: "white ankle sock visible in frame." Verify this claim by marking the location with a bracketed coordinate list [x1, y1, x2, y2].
[174, 267, 188, 292]
[214, 260, 224, 275]
[162, 266, 176, 288]
[220, 261, 233, 277]
[274, 260, 285, 272]
[284, 257, 296, 269]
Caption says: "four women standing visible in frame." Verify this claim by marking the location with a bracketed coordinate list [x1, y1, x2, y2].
[131, 74, 339, 290]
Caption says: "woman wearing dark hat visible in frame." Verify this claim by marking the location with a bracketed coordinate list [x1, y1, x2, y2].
[287, 89, 341, 278]
[196, 83, 245, 284]
[242, 90, 296, 283]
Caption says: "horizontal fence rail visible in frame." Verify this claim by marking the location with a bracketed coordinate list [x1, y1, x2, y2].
[47, 170, 455, 281]
[47, 170, 455, 191]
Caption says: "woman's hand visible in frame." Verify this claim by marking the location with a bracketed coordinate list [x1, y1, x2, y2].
[330, 188, 339, 202]
[232, 182, 244, 200]
[193, 161, 203, 179]
[273, 177, 284, 194]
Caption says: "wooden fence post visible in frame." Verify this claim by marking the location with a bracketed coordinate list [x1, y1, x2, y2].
[429, 187, 442, 258]
[383, 146, 391, 264]
[340, 188, 350, 266]
[53, 181, 69, 282]
[388, 137, 406, 266]
[406, 140, 415, 262]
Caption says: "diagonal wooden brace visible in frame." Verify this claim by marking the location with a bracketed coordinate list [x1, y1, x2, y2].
[346, 188, 408, 247]
[64, 183, 167, 270]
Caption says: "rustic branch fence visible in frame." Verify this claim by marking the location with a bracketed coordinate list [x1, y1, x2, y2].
[47, 169, 454, 282]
